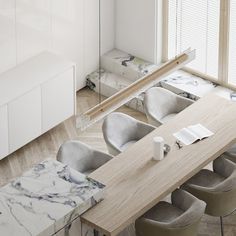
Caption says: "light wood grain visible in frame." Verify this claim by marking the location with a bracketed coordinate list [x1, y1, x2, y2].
[81, 94, 236, 236]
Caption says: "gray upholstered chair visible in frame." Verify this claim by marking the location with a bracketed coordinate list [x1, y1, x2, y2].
[223, 144, 236, 163]
[57, 140, 113, 175]
[102, 112, 155, 156]
[144, 87, 194, 127]
[181, 156, 236, 236]
[135, 189, 206, 236]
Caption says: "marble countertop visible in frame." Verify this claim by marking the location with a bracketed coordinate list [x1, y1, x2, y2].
[160, 70, 235, 101]
[160, 70, 217, 100]
[0, 159, 105, 236]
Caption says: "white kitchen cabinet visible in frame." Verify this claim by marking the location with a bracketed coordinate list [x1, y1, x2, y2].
[8, 88, 41, 153]
[0, 52, 76, 159]
[42, 68, 75, 132]
[0, 105, 8, 159]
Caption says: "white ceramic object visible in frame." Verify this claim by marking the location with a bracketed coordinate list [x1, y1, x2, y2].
[153, 136, 164, 161]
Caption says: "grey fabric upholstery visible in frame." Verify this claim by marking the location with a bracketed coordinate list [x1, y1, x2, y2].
[102, 112, 155, 156]
[223, 144, 236, 163]
[181, 156, 236, 217]
[56, 140, 113, 175]
[144, 87, 194, 127]
[135, 189, 206, 236]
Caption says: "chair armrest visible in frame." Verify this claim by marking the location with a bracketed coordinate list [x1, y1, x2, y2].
[172, 189, 196, 211]
[137, 122, 156, 139]
[213, 156, 236, 178]
[182, 181, 236, 216]
[136, 215, 201, 235]
[92, 150, 114, 169]
[136, 217, 176, 236]
[145, 109, 163, 127]
[172, 189, 206, 227]
[176, 96, 194, 113]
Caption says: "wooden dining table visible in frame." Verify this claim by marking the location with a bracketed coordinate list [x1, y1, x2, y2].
[81, 94, 236, 236]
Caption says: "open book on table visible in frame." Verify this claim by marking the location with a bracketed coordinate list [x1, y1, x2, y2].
[173, 124, 214, 146]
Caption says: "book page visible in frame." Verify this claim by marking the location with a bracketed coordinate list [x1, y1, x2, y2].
[173, 124, 214, 146]
[173, 128, 199, 145]
[188, 124, 214, 140]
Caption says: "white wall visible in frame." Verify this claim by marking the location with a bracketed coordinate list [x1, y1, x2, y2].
[101, 0, 115, 54]
[0, 0, 162, 90]
[0, 0, 115, 90]
[115, 0, 162, 64]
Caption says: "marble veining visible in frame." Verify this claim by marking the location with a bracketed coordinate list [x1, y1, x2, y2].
[160, 70, 217, 100]
[86, 69, 131, 92]
[160, 70, 234, 101]
[112, 53, 157, 75]
[0, 159, 105, 236]
[102, 49, 158, 77]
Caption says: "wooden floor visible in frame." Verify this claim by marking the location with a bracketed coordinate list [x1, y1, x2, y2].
[0, 88, 235, 236]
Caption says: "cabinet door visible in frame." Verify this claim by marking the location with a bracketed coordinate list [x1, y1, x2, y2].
[41, 68, 75, 132]
[8, 88, 41, 153]
[0, 105, 9, 159]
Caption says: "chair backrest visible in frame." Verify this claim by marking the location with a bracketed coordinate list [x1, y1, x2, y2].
[225, 144, 236, 160]
[102, 112, 140, 149]
[135, 189, 205, 236]
[170, 189, 206, 228]
[184, 157, 236, 217]
[57, 140, 94, 173]
[213, 156, 236, 192]
[144, 87, 179, 122]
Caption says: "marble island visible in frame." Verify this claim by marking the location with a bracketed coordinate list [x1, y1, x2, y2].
[0, 159, 105, 236]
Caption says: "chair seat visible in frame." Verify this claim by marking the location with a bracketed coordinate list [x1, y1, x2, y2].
[143, 201, 184, 223]
[160, 113, 177, 123]
[120, 140, 138, 151]
[185, 169, 225, 188]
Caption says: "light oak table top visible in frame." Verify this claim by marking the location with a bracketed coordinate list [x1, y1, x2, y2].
[81, 94, 236, 236]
